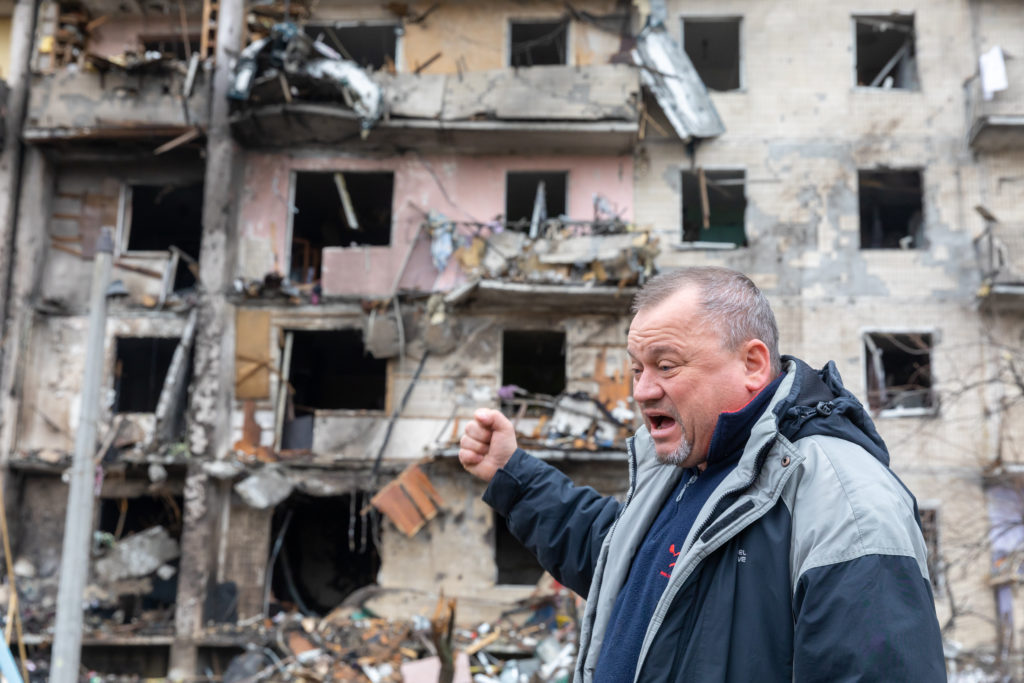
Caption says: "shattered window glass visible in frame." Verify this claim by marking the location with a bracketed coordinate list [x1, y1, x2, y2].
[858, 169, 924, 249]
[509, 20, 568, 67]
[863, 331, 935, 414]
[682, 17, 741, 91]
[855, 15, 919, 90]
[681, 169, 747, 246]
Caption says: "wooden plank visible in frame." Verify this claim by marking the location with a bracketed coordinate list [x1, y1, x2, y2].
[235, 309, 271, 399]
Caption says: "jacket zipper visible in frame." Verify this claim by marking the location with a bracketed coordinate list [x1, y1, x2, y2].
[689, 436, 776, 549]
[676, 473, 698, 502]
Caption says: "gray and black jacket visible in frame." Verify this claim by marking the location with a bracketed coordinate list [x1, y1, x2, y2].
[484, 357, 946, 682]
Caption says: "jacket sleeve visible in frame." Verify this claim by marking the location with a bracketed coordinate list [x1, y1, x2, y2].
[483, 449, 621, 596]
[792, 554, 946, 682]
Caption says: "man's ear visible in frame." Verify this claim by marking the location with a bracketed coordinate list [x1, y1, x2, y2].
[741, 339, 772, 392]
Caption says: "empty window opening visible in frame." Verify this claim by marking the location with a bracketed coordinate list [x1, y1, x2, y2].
[141, 36, 201, 60]
[682, 169, 747, 246]
[114, 337, 178, 413]
[288, 329, 387, 413]
[854, 15, 918, 89]
[858, 170, 924, 249]
[510, 20, 568, 67]
[505, 172, 567, 232]
[304, 23, 398, 71]
[291, 171, 393, 282]
[495, 511, 544, 585]
[269, 492, 380, 615]
[126, 183, 204, 290]
[682, 18, 741, 91]
[81, 646, 169, 679]
[864, 332, 934, 414]
[502, 330, 566, 401]
[96, 493, 184, 623]
[919, 507, 941, 591]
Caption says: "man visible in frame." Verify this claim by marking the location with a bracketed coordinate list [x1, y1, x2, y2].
[459, 266, 945, 682]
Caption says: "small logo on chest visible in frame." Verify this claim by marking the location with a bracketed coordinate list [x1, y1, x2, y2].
[737, 549, 747, 564]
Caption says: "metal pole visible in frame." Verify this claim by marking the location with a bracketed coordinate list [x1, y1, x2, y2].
[49, 227, 114, 682]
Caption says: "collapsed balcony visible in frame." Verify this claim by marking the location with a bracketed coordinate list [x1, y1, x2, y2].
[24, 1, 210, 147]
[227, 20, 724, 153]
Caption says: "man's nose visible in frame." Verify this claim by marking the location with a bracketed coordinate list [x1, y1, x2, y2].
[632, 370, 663, 402]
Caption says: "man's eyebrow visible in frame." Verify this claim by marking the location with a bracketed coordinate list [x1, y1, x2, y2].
[628, 344, 680, 359]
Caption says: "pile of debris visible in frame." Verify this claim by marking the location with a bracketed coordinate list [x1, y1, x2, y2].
[448, 220, 658, 288]
[203, 576, 581, 683]
[500, 390, 635, 452]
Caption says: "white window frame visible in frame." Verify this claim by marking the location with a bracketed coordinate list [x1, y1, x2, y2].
[860, 327, 938, 418]
[850, 12, 918, 91]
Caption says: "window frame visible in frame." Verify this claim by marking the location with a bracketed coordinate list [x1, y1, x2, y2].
[851, 13, 919, 91]
[860, 327, 938, 418]
[678, 166, 748, 249]
[679, 14, 744, 92]
[506, 17, 572, 68]
[302, 20, 404, 73]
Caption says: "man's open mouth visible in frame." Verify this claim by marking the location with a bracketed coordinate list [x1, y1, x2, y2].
[648, 414, 676, 430]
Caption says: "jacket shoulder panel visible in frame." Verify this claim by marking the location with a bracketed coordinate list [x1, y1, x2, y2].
[781, 435, 929, 590]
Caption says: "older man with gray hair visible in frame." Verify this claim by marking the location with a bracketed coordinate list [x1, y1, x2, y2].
[460, 266, 945, 682]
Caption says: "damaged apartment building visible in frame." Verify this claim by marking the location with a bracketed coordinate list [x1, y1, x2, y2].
[0, 0, 1021, 679]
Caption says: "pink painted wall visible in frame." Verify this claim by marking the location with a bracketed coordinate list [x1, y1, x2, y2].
[238, 153, 634, 298]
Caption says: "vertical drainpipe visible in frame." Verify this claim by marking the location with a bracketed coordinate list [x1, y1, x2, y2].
[0, 0, 40, 456]
[169, 0, 244, 675]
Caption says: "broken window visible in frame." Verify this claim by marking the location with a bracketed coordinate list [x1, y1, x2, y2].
[124, 183, 204, 290]
[114, 337, 178, 413]
[141, 36, 201, 60]
[495, 511, 544, 585]
[291, 171, 393, 282]
[95, 493, 183, 623]
[682, 169, 747, 246]
[303, 23, 399, 71]
[863, 331, 934, 414]
[287, 329, 387, 414]
[509, 20, 568, 67]
[919, 507, 941, 591]
[858, 169, 924, 249]
[269, 492, 380, 615]
[854, 15, 918, 89]
[505, 172, 567, 232]
[501, 330, 566, 411]
[682, 17, 742, 91]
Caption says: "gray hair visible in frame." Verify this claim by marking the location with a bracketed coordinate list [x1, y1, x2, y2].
[631, 266, 782, 376]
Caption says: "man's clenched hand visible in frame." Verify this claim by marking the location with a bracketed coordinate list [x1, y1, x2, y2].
[458, 409, 518, 482]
